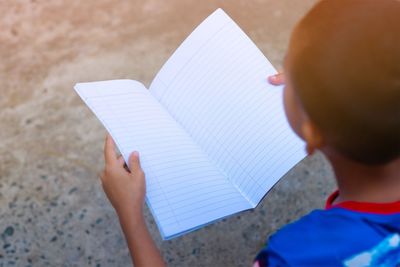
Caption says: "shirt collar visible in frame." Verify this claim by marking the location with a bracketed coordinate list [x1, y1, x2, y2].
[325, 190, 400, 214]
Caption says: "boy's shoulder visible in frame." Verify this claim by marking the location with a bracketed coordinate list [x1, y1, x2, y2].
[256, 196, 400, 266]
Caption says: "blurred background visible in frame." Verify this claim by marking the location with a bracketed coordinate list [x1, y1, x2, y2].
[0, 0, 335, 266]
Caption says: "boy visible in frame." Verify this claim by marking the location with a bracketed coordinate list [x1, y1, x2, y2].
[100, 0, 400, 266]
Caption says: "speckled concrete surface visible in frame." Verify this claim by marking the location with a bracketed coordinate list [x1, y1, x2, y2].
[0, 1, 336, 266]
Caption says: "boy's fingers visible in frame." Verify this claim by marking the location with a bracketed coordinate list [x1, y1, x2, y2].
[128, 151, 142, 173]
[104, 134, 117, 165]
[117, 156, 131, 172]
[123, 163, 131, 173]
[268, 73, 285, 85]
[117, 156, 125, 167]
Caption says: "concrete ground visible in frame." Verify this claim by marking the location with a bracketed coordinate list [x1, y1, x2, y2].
[0, 1, 336, 266]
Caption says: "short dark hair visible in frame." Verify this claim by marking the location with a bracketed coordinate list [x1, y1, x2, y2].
[288, 0, 400, 164]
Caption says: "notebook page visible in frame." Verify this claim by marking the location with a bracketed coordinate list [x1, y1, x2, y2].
[74, 80, 251, 239]
[149, 9, 306, 207]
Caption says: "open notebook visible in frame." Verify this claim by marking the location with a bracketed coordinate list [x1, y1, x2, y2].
[74, 9, 306, 239]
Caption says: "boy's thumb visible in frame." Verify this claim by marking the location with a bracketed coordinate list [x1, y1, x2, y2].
[128, 151, 142, 171]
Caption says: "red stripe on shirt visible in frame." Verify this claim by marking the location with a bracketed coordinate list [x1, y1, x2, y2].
[325, 190, 400, 214]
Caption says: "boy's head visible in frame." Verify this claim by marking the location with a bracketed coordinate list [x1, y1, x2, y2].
[283, 0, 400, 165]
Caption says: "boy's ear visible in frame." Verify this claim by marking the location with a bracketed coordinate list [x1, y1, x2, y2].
[301, 120, 324, 155]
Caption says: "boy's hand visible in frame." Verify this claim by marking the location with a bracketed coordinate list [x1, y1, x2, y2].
[268, 72, 285, 85]
[101, 135, 166, 267]
[101, 134, 146, 218]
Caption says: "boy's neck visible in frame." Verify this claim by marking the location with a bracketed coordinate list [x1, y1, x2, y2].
[322, 148, 400, 204]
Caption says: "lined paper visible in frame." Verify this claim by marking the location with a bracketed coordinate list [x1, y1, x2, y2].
[150, 9, 306, 206]
[74, 8, 306, 240]
[74, 80, 251, 239]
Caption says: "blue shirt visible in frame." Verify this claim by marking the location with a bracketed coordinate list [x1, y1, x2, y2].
[255, 191, 400, 266]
